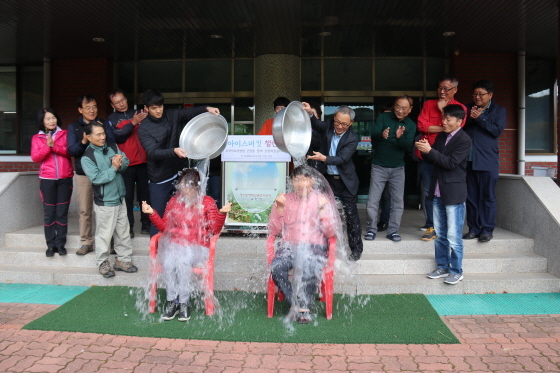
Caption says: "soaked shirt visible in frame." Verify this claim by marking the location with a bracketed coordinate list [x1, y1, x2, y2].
[268, 191, 336, 246]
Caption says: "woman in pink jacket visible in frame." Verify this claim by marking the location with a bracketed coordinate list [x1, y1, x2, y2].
[31, 108, 73, 257]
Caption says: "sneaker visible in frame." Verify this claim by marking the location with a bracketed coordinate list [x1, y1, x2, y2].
[364, 230, 376, 241]
[162, 302, 179, 320]
[349, 249, 362, 261]
[386, 232, 401, 242]
[99, 259, 115, 278]
[76, 245, 93, 255]
[444, 273, 464, 285]
[420, 225, 429, 231]
[421, 227, 436, 241]
[178, 303, 191, 321]
[114, 259, 138, 273]
[57, 247, 67, 256]
[141, 225, 151, 235]
[427, 267, 449, 279]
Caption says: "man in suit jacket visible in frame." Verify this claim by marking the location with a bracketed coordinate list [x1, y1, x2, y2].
[302, 103, 363, 261]
[415, 104, 471, 285]
[463, 80, 506, 243]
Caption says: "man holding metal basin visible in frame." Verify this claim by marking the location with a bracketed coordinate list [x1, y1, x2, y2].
[302, 103, 363, 261]
[138, 89, 221, 236]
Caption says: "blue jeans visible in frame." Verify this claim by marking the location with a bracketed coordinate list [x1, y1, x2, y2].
[420, 161, 435, 228]
[433, 197, 465, 275]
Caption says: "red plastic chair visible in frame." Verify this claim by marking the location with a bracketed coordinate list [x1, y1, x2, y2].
[266, 236, 336, 319]
[148, 232, 219, 316]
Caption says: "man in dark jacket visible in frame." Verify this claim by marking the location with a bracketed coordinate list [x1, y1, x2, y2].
[138, 89, 220, 236]
[67, 94, 116, 255]
[463, 80, 506, 243]
[415, 104, 471, 285]
[108, 89, 150, 237]
[302, 103, 363, 261]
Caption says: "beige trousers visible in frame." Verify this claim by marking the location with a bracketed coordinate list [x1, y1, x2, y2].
[93, 200, 133, 267]
[75, 174, 94, 245]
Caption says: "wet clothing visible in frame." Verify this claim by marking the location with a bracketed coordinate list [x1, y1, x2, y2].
[31, 127, 73, 251]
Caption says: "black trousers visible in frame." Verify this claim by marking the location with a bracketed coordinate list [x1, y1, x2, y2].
[326, 175, 363, 254]
[39, 178, 73, 249]
[122, 163, 150, 230]
[466, 162, 498, 235]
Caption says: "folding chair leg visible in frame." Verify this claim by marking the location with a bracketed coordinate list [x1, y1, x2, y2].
[149, 282, 157, 314]
[267, 275, 276, 318]
[324, 273, 333, 320]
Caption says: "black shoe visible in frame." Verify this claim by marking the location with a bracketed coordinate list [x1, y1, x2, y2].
[57, 247, 67, 256]
[162, 302, 179, 321]
[46, 247, 55, 257]
[129, 229, 135, 239]
[377, 222, 389, 232]
[462, 232, 479, 240]
[478, 233, 493, 242]
[178, 303, 191, 321]
[141, 225, 151, 235]
[349, 249, 362, 261]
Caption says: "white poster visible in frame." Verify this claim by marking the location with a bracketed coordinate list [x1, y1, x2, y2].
[222, 135, 291, 162]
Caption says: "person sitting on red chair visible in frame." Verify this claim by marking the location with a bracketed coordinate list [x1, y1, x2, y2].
[142, 168, 231, 321]
[269, 165, 337, 324]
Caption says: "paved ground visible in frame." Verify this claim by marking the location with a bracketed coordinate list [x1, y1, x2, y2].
[1, 303, 560, 372]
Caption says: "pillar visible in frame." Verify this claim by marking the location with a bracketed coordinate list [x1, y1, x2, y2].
[254, 54, 301, 132]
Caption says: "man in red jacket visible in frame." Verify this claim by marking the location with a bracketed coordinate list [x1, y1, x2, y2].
[108, 89, 150, 237]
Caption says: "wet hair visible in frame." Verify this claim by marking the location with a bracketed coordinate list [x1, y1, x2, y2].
[438, 74, 459, 87]
[334, 105, 355, 121]
[108, 88, 125, 101]
[273, 97, 290, 109]
[84, 121, 104, 136]
[175, 168, 201, 190]
[309, 102, 322, 119]
[36, 108, 60, 132]
[291, 165, 315, 180]
[143, 89, 165, 107]
[473, 80, 494, 93]
[78, 94, 96, 108]
[394, 95, 413, 107]
[442, 104, 465, 121]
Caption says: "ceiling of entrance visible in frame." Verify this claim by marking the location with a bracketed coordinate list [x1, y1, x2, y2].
[0, 0, 557, 64]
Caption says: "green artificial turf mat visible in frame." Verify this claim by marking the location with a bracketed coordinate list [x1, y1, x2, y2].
[427, 293, 560, 316]
[0, 283, 88, 305]
[23, 286, 458, 344]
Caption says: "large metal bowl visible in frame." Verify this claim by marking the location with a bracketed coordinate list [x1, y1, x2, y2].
[179, 112, 229, 160]
[272, 101, 311, 159]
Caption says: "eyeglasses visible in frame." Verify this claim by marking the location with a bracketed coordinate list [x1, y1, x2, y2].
[437, 86, 457, 93]
[334, 118, 352, 128]
[472, 92, 489, 98]
[82, 105, 97, 112]
[112, 97, 127, 106]
[394, 104, 410, 112]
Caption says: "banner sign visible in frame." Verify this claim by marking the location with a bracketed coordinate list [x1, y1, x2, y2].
[221, 135, 291, 162]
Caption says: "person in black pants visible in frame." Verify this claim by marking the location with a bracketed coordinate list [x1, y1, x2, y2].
[138, 89, 221, 237]
[302, 103, 363, 261]
[108, 89, 150, 237]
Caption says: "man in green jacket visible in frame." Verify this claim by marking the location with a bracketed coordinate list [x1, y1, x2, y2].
[365, 96, 416, 242]
[82, 121, 137, 278]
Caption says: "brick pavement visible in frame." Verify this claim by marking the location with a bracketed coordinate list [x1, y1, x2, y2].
[1, 303, 559, 372]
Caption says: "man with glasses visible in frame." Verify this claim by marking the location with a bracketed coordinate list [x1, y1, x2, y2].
[108, 89, 150, 238]
[68, 94, 116, 255]
[462, 80, 506, 243]
[302, 103, 363, 261]
[416, 75, 467, 242]
[365, 96, 416, 242]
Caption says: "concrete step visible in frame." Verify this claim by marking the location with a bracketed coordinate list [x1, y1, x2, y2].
[0, 246, 547, 275]
[0, 265, 557, 295]
[5, 227, 534, 255]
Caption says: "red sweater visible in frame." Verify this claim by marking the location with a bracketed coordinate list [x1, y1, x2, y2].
[149, 195, 226, 247]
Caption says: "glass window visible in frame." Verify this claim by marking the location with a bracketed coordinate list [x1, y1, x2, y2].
[525, 58, 555, 153]
[324, 59, 372, 91]
[186, 60, 232, 92]
[0, 69, 17, 154]
[426, 58, 445, 90]
[302, 59, 321, 91]
[234, 60, 253, 92]
[117, 62, 134, 95]
[234, 98, 254, 122]
[20, 66, 44, 154]
[139, 61, 182, 93]
[376, 59, 423, 91]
